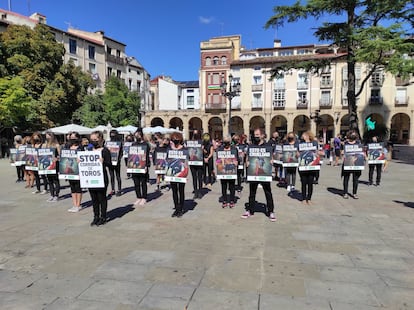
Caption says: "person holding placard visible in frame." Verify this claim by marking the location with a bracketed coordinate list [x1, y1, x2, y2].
[107, 129, 123, 197]
[367, 136, 386, 186]
[298, 131, 320, 204]
[42, 131, 61, 202]
[202, 133, 214, 187]
[30, 132, 48, 195]
[128, 129, 150, 206]
[241, 128, 276, 222]
[153, 136, 170, 191]
[13, 135, 24, 182]
[283, 132, 300, 194]
[166, 132, 189, 218]
[188, 130, 204, 199]
[216, 135, 238, 208]
[123, 134, 134, 179]
[86, 131, 111, 226]
[233, 134, 247, 193]
[342, 130, 365, 199]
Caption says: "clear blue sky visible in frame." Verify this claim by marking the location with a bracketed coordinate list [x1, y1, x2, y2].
[2, 0, 322, 81]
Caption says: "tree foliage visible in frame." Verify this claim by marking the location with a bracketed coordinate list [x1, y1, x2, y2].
[265, 0, 414, 134]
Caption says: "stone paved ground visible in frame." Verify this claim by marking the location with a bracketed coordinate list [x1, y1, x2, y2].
[0, 158, 413, 310]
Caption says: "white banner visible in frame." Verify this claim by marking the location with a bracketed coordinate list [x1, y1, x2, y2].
[78, 151, 105, 188]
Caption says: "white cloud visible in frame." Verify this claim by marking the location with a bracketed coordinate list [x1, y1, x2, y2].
[199, 16, 214, 24]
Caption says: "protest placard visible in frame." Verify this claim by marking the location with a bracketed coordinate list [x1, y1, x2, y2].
[246, 145, 273, 182]
[154, 149, 168, 174]
[59, 149, 79, 180]
[216, 148, 238, 180]
[343, 143, 365, 170]
[298, 142, 321, 171]
[282, 144, 299, 167]
[367, 143, 386, 164]
[38, 148, 56, 175]
[165, 149, 189, 183]
[186, 140, 203, 166]
[25, 147, 38, 171]
[127, 145, 147, 173]
[78, 151, 105, 188]
[106, 141, 121, 166]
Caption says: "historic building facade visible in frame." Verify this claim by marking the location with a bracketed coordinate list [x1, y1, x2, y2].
[145, 35, 413, 145]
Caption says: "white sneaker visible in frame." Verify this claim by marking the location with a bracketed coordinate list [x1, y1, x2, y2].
[32, 190, 40, 194]
[291, 186, 295, 192]
[67, 206, 81, 213]
[40, 190, 48, 195]
[258, 184, 263, 188]
[51, 196, 58, 202]
[287, 185, 291, 192]
[139, 199, 147, 205]
[46, 197, 54, 202]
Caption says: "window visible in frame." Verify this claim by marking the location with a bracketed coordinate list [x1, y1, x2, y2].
[298, 91, 307, 103]
[370, 89, 381, 104]
[253, 75, 262, 85]
[254, 66, 262, 71]
[117, 70, 121, 78]
[69, 57, 78, 66]
[213, 57, 219, 65]
[396, 88, 407, 104]
[279, 50, 293, 56]
[187, 96, 195, 108]
[88, 63, 96, 74]
[187, 89, 194, 93]
[205, 57, 211, 66]
[298, 73, 308, 89]
[320, 91, 331, 106]
[371, 70, 384, 86]
[273, 89, 285, 107]
[221, 56, 227, 65]
[69, 39, 77, 54]
[88, 45, 95, 60]
[116, 50, 121, 58]
[212, 73, 220, 85]
[106, 47, 112, 54]
[212, 94, 220, 104]
[107, 67, 113, 76]
[274, 75, 285, 89]
[252, 93, 262, 108]
[321, 75, 331, 87]
[128, 79, 132, 90]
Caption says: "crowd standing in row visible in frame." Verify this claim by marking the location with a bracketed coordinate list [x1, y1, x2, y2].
[11, 127, 390, 225]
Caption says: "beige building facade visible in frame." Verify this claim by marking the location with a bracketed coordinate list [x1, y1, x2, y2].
[145, 35, 413, 145]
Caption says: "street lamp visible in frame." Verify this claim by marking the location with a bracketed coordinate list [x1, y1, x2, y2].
[221, 74, 241, 136]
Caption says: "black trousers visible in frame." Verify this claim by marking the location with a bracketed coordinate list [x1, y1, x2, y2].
[16, 166, 24, 180]
[343, 171, 361, 195]
[190, 165, 203, 192]
[203, 158, 214, 184]
[285, 167, 297, 187]
[300, 171, 315, 201]
[108, 164, 122, 192]
[34, 171, 48, 191]
[47, 175, 60, 197]
[221, 179, 236, 203]
[237, 168, 244, 190]
[89, 188, 107, 219]
[368, 164, 382, 184]
[247, 182, 274, 214]
[132, 173, 147, 199]
[171, 182, 185, 212]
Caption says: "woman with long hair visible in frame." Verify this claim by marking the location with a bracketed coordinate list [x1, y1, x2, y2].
[43, 131, 61, 202]
[30, 132, 48, 195]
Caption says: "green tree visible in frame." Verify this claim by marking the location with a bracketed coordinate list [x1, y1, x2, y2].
[265, 0, 414, 134]
[72, 91, 106, 127]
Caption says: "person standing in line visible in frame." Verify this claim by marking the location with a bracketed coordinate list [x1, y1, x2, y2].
[188, 130, 204, 199]
[43, 131, 61, 202]
[202, 133, 214, 187]
[66, 132, 84, 213]
[167, 132, 188, 218]
[342, 130, 363, 199]
[233, 134, 246, 193]
[367, 136, 386, 186]
[88, 131, 111, 226]
[269, 131, 281, 181]
[298, 131, 318, 205]
[218, 135, 237, 208]
[284, 132, 299, 194]
[241, 128, 276, 222]
[333, 133, 342, 166]
[124, 134, 134, 179]
[31, 132, 48, 195]
[107, 129, 123, 197]
[22, 136, 34, 189]
[131, 129, 151, 206]
[13, 135, 24, 182]
[153, 136, 169, 191]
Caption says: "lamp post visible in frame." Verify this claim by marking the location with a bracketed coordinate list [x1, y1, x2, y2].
[221, 74, 241, 136]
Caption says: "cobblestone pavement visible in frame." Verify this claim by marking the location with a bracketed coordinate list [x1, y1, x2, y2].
[0, 158, 413, 309]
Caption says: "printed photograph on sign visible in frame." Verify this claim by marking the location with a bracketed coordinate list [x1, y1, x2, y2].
[273, 145, 283, 165]
[216, 150, 237, 179]
[367, 143, 386, 164]
[236, 145, 246, 169]
[127, 146, 147, 173]
[154, 151, 168, 174]
[187, 141, 203, 165]
[343, 144, 365, 170]
[282, 145, 299, 167]
[9, 148, 17, 166]
[25, 148, 39, 171]
[38, 148, 56, 175]
[298, 143, 320, 171]
[165, 149, 189, 183]
[59, 150, 79, 180]
[16, 146, 27, 166]
[246, 146, 273, 182]
[106, 141, 121, 165]
[123, 142, 133, 158]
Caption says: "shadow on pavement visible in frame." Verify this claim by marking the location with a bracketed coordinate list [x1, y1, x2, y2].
[393, 200, 414, 209]
[183, 199, 197, 214]
[147, 190, 163, 202]
[288, 190, 302, 201]
[327, 187, 344, 196]
[107, 204, 135, 222]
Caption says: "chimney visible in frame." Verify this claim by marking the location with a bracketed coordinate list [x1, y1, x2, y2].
[273, 39, 281, 48]
[30, 13, 46, 24]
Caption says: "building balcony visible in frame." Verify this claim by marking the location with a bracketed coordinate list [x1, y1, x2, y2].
[320, 81, 333, 88]
[251, 101, 263, 110]
[369, 96, 383, 105]
[370, 80, 384, 87]
[297, 82, 308, 90]
[274, 83, 285, 90]
[106, 53, 125, 65]
[252, 84, 263, 92]
[231, 101, 241, 110]
[319, 98, 333, 108]
[341, 98, 348, 108]
[273, 101, 286, 110]
[395, 77, 410, 86]
[297, 99, 308, 109]
[205, 103, 226, 111]
[395, 96, 409, 106]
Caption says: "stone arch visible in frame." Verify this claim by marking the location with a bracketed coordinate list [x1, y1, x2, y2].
[208, 117, 223, 140]
[249, 116, 265, 137]
[316, 114, 335, 142]
[169, 117, 183, 131]
[151, 117, 164, 127]
[230, 116, 244, 136]
[365, 113, 384, 126]
[270, 115, 288, 137]
[340, 114, 350, 135]
[391, 113, 410, 144]
[188, 117, 203, 139]
[293, 115, 311, 137]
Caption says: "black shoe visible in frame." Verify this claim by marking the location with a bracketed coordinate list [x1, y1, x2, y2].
[116, 191, 122, 197]
[176, 210, 183, 218]
[172, 210, 178, 217]
[97, 217, 107, 226]
[90, 217, 99, 226]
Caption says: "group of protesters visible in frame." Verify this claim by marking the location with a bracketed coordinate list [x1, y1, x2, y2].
[10, 126, 388, 225]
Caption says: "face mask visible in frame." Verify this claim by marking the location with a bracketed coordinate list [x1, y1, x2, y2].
[34, 138, 40, 143]
[253, 136, 260, 144]
[69, 139, 78, 145]
[91, 141, 99, 148]
[349, 134, 357, 141]
[172, 139, 180, 146]
[126, 138, 133, 142]
[110, 135, 116, 140]
[287, 137, 294, 142]
[135, 136, 142, 142]
[224, 142, 230, 147]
